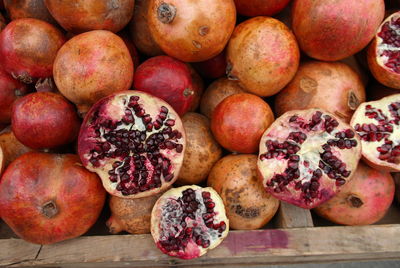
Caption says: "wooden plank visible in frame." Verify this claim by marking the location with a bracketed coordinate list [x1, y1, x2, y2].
[2, 225, 400, 267]
[276, 202, 314, 228]
[0, 239, 41, 266]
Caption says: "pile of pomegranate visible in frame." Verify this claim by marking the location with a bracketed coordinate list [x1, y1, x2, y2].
[0, 0, 399, 261]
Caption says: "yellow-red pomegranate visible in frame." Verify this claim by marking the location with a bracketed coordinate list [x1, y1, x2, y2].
[4, 0, 57, 25]
[234, 0, 291, 17]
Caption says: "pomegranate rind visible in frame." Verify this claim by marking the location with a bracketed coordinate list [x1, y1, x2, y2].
[258, 108, 362, 209]
[78, 91, 186, 199]
[151, 185, 229, 259]
[350, 94, 400, 172]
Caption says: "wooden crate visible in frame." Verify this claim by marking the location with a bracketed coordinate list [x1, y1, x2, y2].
[2, 201, 400, 267]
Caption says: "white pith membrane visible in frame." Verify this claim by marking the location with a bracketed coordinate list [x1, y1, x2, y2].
[257, 109, 361, 209]
[350, 94, 400, 171]
[78, 91, 186, 199]
[151, 185, 229, 260]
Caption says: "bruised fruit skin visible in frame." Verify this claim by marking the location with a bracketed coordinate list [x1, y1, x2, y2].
[192, 50, 227, 79]
[258, 109, 362, 209]
[211, 93, 274, 154]
[208, 154, 279, 230]
[0, 18, 66, 84]
[53, 30, 133, 115]
[200, 78, 245, 119]
[107, 193, 161, 234]
[227, 17, 300, 97]
[275, 61, 366, 123]
[314, 162, 395, 225]
[12, 92, 81, 149]
[151, 185, 229, 259]
[177, 113, 222, 185]
[147, 0, 236, 62]
[234, 0, 291, 17]
[350, 94, 400, 172]
[78, 91, 186, 199]
[0, 152, 106, 244]
[292, 0, 385, 61]
[4, 0, 57, 25]
[44, 0, 135, 33]
[0, 127, 33, 167]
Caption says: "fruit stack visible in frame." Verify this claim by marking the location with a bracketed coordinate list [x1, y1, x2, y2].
[0, 0, 399, 261]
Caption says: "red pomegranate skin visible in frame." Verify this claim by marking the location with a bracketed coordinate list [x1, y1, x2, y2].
[133, 56, 195, 116]
[0, 152, 106, 244]
[234, 0, 291, 17]
[192, 50, 227, 79]
[292, 0, 385, 61]
[4, 0, 58, 25]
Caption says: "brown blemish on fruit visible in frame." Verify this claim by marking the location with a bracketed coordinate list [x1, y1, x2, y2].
[348, 91, 360, 110]
[348, 195, 363, 208]
[199, 26, 210, 36]
[299, 76, 317, 93]
[192, 40, 202, 49]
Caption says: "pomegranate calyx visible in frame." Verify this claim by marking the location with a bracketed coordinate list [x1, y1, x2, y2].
[41, 200, 58, 218]
[157, 3, 177, 24]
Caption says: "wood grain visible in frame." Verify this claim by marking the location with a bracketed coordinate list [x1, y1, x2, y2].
[276, 202, 314, 228]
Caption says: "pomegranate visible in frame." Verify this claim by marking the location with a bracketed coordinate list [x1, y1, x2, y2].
[234, 0, 291, 17]
[78, 91, 186, 199]
[53, 30, 133, 115]
[44, 0, 134, 33]
[208, 154, 279, 230]
[0, 68, 29, 124]
[129, 0, 163, 56]
[211, 93, 274, 154]
[133, 56, 196, 116]
[367, 11, 400, 89]
[292, 0, 385, 61]
[200, 77, 245, 119]
[227, 17, 300, 97]
[0, 18, 65, 84]
[192, 50, 227, 79]
[274, 61, 366, 123]
[107, 193, 161, 234]
[0, 152, 106, 244]
[177, 113, 222, 185]
[12, 92, 81, 149]
[151, 185, 229, 259]
[0, 127, 33, 167]
[350, 94, 400, 172]
[258, 109, 362, 209]
[3, 0, 57, 25]
[367, 82, 399, 101]
[314, 161, 395, 225]
[147, 0, 236, 62]
[187, 65, 204, 113]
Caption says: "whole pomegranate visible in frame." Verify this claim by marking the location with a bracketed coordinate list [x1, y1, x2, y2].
[78, 91, 186, 199]
[151, 185, 229, 259]
[192, 50, 227, 79]
[292, 0, 385, 61]
[208, 154, 280, 230]
[258, 109, 362, 209]
[367, 11, 400, 89]
[227, 17, 300, 97]
[314, 162, 394, 225]
[274, 61, 366, 123]
[177, 113, 222, 185]
[107, 193, 161, 234]
[350, 94, 400, 172]
[133, 56, 196, 116]
[44, 0, 134, 33]
[147, 0, 236, 62]
[0, 127, 33, 167]
[200, 77, 245, 119]
[0, 152, 106, 244]
[0, 68, 29, 124]
[211, 93, 274, 154]
[53, 30, 133, 115]
[0, 18, 65, 84]
[234, 0, 291, 17]
[4, 0, 57, 25]
[12, 92, 81, 149]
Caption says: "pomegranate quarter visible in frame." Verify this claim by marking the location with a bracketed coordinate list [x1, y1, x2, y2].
[258, 109, 362, 209]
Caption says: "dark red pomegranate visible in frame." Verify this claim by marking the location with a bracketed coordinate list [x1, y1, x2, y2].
[0, 68, 29, 124]
[133, 56, 197, 116]
[0, 152, 106, 244]
[292, 0, 385, 61]
[234, 0, 291, 17]
[12, 92, 81, 149]
[147, 0, 236, 62]
[350, 94, 400, 172]
[258, 109, 362, 209]
[151, 185, 229, 259]
[78, 91, 186, 199]
[4, 0, 57, 25]
[53, 30, 133, 115]
[192, 50, 227, 79]
[44, 0, 134, 33]
[0, 18, 65, 84]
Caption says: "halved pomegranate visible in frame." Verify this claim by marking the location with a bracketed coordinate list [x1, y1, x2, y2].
[151, 185, 229, 259]
[78, 91, 186, 199]
[258, 109, 362, 209]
